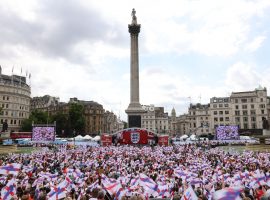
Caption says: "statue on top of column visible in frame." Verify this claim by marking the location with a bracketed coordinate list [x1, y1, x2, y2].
[131, 8, 137, 24]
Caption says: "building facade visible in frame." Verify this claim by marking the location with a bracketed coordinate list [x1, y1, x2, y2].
[141, 105, 170, 135]
[230, 87, 268, 131]
[171, 87, 270, 136]
[0, 69, 31, 132]
[209, 97, 231, 133]
[188, 103, 211, 136]
[30, 95, 60, 112]
[31, 96, 122, 135]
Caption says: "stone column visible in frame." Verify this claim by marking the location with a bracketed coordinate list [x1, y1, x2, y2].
[125, 9, 145, 128]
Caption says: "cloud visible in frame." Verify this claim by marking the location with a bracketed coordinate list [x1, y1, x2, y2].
[245, 35, 266, 52]
[225, 62, 263, 91]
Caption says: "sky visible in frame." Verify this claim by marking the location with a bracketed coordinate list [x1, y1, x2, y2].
[0, 0, 270, 121]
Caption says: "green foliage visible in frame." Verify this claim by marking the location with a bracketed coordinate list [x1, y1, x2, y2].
[50, 113, 68, 136]
[69, 103, 85, 135]
[20, 103, 85, 136]
[21, 109, 51, 131]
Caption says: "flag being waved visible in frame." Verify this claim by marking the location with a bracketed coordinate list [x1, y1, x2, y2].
[0, 163, 21, 176]
[1, 178, 16, 200]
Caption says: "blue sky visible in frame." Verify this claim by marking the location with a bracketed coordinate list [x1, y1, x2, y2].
[0, 0, 270, 120]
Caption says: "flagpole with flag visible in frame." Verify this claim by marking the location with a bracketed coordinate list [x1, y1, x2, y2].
[29, 73, 31, 87]
[11, 66, 14, 85]
[20, 67, 22, 87]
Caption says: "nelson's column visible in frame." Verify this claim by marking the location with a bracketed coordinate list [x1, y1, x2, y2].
[125, 8, 145, 128]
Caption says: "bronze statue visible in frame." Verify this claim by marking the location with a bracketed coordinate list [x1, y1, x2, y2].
[131, 8, 137, 24]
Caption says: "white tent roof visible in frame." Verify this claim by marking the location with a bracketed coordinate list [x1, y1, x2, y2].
[83, 135, 92, 140]
[92, 135, 101, 141]
[74, 135, 84, 140]
[189, 134, 197, 139]
[180, 135, 188, 139]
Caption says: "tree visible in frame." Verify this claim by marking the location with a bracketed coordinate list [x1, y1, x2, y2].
[21, 109, 52, 131]
[68, 103, 85, 135]
[51, 113, 68, 137]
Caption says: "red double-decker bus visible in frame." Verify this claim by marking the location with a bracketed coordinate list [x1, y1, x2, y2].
[10, 132, 32, 139]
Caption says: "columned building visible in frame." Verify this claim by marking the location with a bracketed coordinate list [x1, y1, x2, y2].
[0, 68, 31, 132]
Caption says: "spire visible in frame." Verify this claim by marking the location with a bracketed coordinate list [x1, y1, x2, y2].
[171, 107, 176, 120]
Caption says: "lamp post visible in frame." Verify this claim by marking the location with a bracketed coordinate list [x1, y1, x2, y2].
[73, 130, 76, 147]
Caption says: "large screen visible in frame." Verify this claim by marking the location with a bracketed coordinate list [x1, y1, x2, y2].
[216, 125, 239, 140]
[32, 126, 55, 141]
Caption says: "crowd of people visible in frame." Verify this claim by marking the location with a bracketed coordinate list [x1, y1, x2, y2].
[0, 143, 270, 200]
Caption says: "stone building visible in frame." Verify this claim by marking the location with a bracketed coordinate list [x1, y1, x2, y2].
[0, 68, 31, 132]
[209, 97, 231, 133]
[188, 103, 211, 136]
[171, 87, 270, 136]
[31, 96, 122, 135]
[141, 105, 170, 135]
[30, 95, 60, 112]
[230, 87, 268, 131]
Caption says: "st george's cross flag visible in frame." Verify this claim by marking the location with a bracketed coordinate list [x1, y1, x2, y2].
[0, 163, 21, 176]
[1, 179, 16, 200]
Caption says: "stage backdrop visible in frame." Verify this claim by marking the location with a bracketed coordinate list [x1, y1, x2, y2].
[117, 128, 156, 145]
[32, 126, 55, 142]
[216, 125, 239, 140]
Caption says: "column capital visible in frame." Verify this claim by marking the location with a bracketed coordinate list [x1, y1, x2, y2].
[128, 24, 141, 35]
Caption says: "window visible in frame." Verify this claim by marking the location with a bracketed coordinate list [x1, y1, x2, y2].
[261, 98, 263, 102]
[225, 117, 229, 121]
[244, 123, 248, 129]
[235, 99, 238, 103]
[242, 105, 247, 109]
[220, 117, 224, 122]
[214, 118, 218, 122]
[219, 104, 223, 108]
[250, 110, 256, 115]
[213, 104, 217, 108]
[235, 111, 240, 116]
[251, 117, 256, 122]
[261, 110, 265, 114]
[235, 117, 240, 122]
[252, 123, 256, 129]
[214, 111, 217, 115]
[243, 110, 248, 115]
[225, 111, 229, 114]
[224, 104, 229, 107]
[2, 96, 5, 100]
[260, 104, 265, 108]
[241, 99, 247, 103]
[5, 104, 8, 108]
[251, 104, 254, 109]
[7, 96, 9, 101]
[250, 98, 254, 103]
[243, 117, 248, 122]
[219, 111, 223, 115]
[235, 105, 239, 109]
